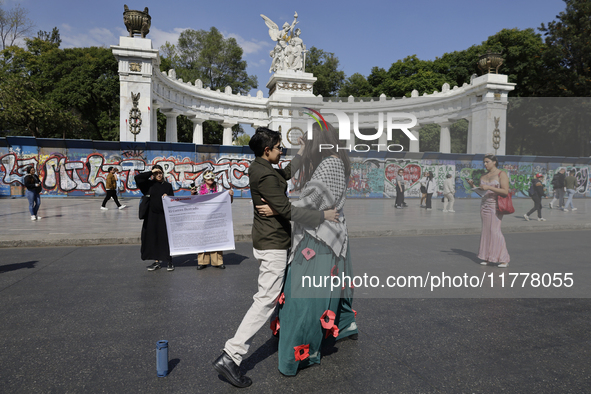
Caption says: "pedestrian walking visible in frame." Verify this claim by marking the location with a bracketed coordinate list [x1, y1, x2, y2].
[24, 166, 42, 221]
[467, 154, 510, 268]
[395, 169, 406, 208]
[524, 173, 546, 221]
[564, 169, 578, 212]
[101, 167, 126, 210]
[419, 174, 428, 207]
[442, 173, 455, 212]
[425, 171, 436, 210]
[549, 168, 566, 210]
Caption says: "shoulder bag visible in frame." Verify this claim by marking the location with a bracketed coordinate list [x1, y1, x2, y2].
[138, 195, 150, 220]
[497, 193, 515, 215]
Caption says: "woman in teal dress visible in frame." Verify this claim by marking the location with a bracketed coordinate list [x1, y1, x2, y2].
[270, 121, 358, 376]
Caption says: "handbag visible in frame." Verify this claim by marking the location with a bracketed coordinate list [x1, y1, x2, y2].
[497, 193, 515, 215]
[138, 195, 150, 220]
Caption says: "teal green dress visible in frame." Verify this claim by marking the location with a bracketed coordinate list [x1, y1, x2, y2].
[276, 232, 357, 375]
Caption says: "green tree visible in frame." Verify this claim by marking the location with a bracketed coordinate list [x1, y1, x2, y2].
[233, 133, 250, 146]
[339, 72, 373, 97]
[539, 0, 591, 97]
[0, 2, 34, 50]
[159, 27, 256, 144]
[0, 32, 119, 140]
[305, 46, 345, 97]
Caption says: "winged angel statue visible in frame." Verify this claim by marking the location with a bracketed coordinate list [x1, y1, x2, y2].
[261, 12, 307, 73]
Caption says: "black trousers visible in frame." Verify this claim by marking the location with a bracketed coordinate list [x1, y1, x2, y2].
[102, 190, 121, 207]
[527, 195, 542, 218]
[395, 184, 405, 207]
[426, 193, 433, 209]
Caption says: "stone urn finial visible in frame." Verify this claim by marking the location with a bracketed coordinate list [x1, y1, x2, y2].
[123, 5, 151, 38]
[478, 49, 503, 74]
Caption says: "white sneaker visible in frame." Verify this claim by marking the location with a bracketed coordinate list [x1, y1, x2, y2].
[448, 210, 455, 213]
[563, 208, 569, 212]
[36, 216, 41, 220]
[497, 263, 509, 268]
[443, 210, 448, 212]
[549, 203, 553, 209]
[118, 205, 127, 210]
[480, 262, 488, 266]
[538, 218, 546, 221]
[571, 207, 577, 211]
[100, 207, 108, 211]
[523, 214, 529, 221]
[31, 215, 36, 221]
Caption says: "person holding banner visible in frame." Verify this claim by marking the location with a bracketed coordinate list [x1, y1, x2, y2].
[213, 127, 338, 388]
[192, 170, 234, 270]
[135, 165, 175, 272]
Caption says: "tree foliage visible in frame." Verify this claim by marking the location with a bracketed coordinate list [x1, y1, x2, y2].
[159, 27, 256, 144]
[0, 2, 34, 50]
[305, 46, 345, 97]
[0, 31, 119, 139]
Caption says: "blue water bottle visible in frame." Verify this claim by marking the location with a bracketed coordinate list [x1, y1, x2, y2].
[156, 340, 169, 377]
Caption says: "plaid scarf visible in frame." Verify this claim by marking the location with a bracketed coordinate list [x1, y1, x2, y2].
[289, 157, 348, 263]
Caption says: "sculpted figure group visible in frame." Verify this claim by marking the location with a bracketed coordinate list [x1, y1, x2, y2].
[262, 12, 307, 73]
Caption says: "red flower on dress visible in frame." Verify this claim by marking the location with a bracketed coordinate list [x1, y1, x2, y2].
[278, 292, 285, 305]
[302, 248, 316, 261]
[320, 310, 336, 329]
[294, 344, 310, 361]
[331, 265, 339, 276]
[324, 324, 339, 338]
[270, 317, 280, 335]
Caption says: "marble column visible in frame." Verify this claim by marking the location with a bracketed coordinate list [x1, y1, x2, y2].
[221, 122, 234, 146]
[191, 118, 204, 145]
[409, 126, 420, 152]
[150, 104, 159, 141]
[439, 121, 452, 153]
[162, 110, 178, 143]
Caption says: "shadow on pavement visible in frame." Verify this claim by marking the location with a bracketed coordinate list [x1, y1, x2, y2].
[0, 260, 37, 273]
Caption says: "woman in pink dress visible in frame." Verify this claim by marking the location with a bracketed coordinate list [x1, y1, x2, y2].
[468, 154, 510, 268]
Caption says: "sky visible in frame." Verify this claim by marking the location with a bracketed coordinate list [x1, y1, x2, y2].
[5, 0, 569, 134]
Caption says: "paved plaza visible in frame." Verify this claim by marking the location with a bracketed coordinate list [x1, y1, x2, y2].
[0, 196, 590, 248]
[1, 196, 590, 393]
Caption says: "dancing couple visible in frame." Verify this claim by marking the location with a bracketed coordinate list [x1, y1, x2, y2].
[212, 122, 358, 387]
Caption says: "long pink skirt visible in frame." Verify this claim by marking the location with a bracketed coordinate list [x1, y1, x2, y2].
[478, 198, 510, 263]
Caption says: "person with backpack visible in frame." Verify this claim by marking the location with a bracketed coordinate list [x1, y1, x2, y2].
[524, 173, 546, 221]
[549, 168, 566, 210]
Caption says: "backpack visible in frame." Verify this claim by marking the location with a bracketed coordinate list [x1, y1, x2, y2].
[551, 173, 561, 188]
[528, 181, 536, 197]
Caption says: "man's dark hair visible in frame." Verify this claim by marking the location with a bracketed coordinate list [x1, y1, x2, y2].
[107, 166, 113, 172]
[570, 169, 576, 175]
[249, 127, 281, 157]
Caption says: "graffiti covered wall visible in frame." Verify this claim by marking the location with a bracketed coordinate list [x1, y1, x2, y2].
[1, 137, 590, 199]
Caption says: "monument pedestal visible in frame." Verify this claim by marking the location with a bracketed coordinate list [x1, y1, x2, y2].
[266, 71, 317, 148]
[111, 37, 159, 142]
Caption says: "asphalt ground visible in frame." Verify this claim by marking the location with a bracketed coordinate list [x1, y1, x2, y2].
[1, 230, 590, 393]
[1, 196, 590, 248]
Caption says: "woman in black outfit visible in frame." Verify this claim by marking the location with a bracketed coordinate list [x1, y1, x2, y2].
[524, 173, 546, 221]
[135, 165, 175, 271]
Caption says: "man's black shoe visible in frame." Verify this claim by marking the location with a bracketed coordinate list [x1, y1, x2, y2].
[214, 264, 226, 269]
[212, 352, 252, 388]
[196, 265, 207, 270]
[147, 262, 161, 271]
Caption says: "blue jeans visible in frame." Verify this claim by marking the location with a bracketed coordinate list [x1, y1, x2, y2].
[26, 190, 41, 216]
[565, 188, 576, 210]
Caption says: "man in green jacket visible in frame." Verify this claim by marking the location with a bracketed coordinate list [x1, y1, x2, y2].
[213, 127, 336, 388]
